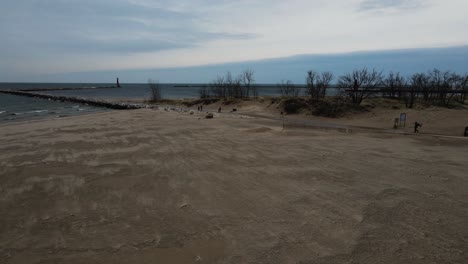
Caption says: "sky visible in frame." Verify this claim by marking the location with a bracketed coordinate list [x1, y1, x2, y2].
[1, 0, 468, 82]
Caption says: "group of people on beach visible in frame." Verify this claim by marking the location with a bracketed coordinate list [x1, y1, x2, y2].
[197, 105, 222, 113]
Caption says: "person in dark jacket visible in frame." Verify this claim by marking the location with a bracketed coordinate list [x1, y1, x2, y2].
[414, 122, 422, 133]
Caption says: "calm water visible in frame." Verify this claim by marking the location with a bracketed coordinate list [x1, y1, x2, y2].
[0, 83, 293, 99]
[0, 92, 110, 123]
[0, 83, 338, 123]
[0, 83, 120, 123]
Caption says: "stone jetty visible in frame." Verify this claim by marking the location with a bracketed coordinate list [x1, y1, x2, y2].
[16, 86, 117, 92]
[0, 90, 144, 110]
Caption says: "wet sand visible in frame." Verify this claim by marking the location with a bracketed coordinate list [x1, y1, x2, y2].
[1, 109, 467, 263]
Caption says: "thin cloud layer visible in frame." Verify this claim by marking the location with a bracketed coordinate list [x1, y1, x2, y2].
[0, 0, 257, 56]
[1, 0, 467, 80]
[358, 0, 426, 11]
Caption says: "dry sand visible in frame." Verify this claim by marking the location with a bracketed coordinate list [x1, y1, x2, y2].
[0, 108, 467, 263]
[212, 98, 468, 136]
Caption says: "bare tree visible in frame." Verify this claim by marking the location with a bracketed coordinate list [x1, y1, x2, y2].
[383, 72, 406, 98]
[458, 74, 468, 103]
[428, 69, 448, 103]
[210, 75, 226, 98]
[148, 79, 162, 102]
[403, 79, 417, 109]
[278, 80, 299, 97]
[223, 71, 244, 98]
[209, 70, 255, 99]
[240, 69, 255, 98]
[427, 69, 463, 106]
[412, 71, 430, 103]
[198, 86, 210, 99]
[225, 72, 234, 97]
[405, 70, 468, 107]
[318, 71, 333, 98]
[306, 71, 333, 100]
[306, 71, 318, 99]
[338, 67, 384, 106]
[233, 75, 243, 98]
[441, 72, 467, 106]
[404, 73, 428, 108]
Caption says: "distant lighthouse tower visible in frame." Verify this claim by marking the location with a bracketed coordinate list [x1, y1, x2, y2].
[116, 78, 121, 88]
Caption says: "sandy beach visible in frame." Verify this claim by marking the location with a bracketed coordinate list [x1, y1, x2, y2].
[1, 107, 468, 263]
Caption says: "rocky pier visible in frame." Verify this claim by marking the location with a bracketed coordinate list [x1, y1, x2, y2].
[0, 90, 145, 110]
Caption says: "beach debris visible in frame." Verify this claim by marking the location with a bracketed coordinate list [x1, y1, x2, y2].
[189, 110, 195, 115]
[205, 112, 214, 119]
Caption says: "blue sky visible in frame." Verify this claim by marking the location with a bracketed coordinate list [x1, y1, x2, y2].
[1, 0, 468, 82]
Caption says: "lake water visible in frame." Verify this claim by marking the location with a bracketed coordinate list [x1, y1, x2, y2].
[0, 92, 110, 123]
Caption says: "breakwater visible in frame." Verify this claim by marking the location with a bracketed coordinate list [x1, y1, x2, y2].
[0, 90, 144, 110]
[17, 86, 117, 92]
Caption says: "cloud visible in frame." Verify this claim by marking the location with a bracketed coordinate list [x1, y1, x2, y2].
[1, 0, 467, 79]
[34, 46, 468, 84]
[358, 0, 426, 12]
[0, 0, 257, 55]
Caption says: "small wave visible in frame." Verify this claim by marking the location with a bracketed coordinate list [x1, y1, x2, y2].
[9, 110, 48, 116]
[31, 110, 49, 114]
[0, 111, 6, 115]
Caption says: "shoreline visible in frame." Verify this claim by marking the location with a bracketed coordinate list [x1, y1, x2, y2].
[0, 109, 118, 127]
[1, 91, 467, 136]
[2, 105, 467, 141]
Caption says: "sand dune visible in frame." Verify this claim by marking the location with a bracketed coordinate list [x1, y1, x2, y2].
[0, 109, 467, 263]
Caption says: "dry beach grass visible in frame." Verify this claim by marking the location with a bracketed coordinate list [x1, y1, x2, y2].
[0, 107, 468, 263]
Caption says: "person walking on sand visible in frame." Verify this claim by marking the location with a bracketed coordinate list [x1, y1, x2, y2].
[414, 122, 422, 133]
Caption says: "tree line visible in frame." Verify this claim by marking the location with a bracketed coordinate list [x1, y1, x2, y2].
[199, 69, 257, 99]
[338, 68, 468, 107]
[201, 68, 467, 108]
